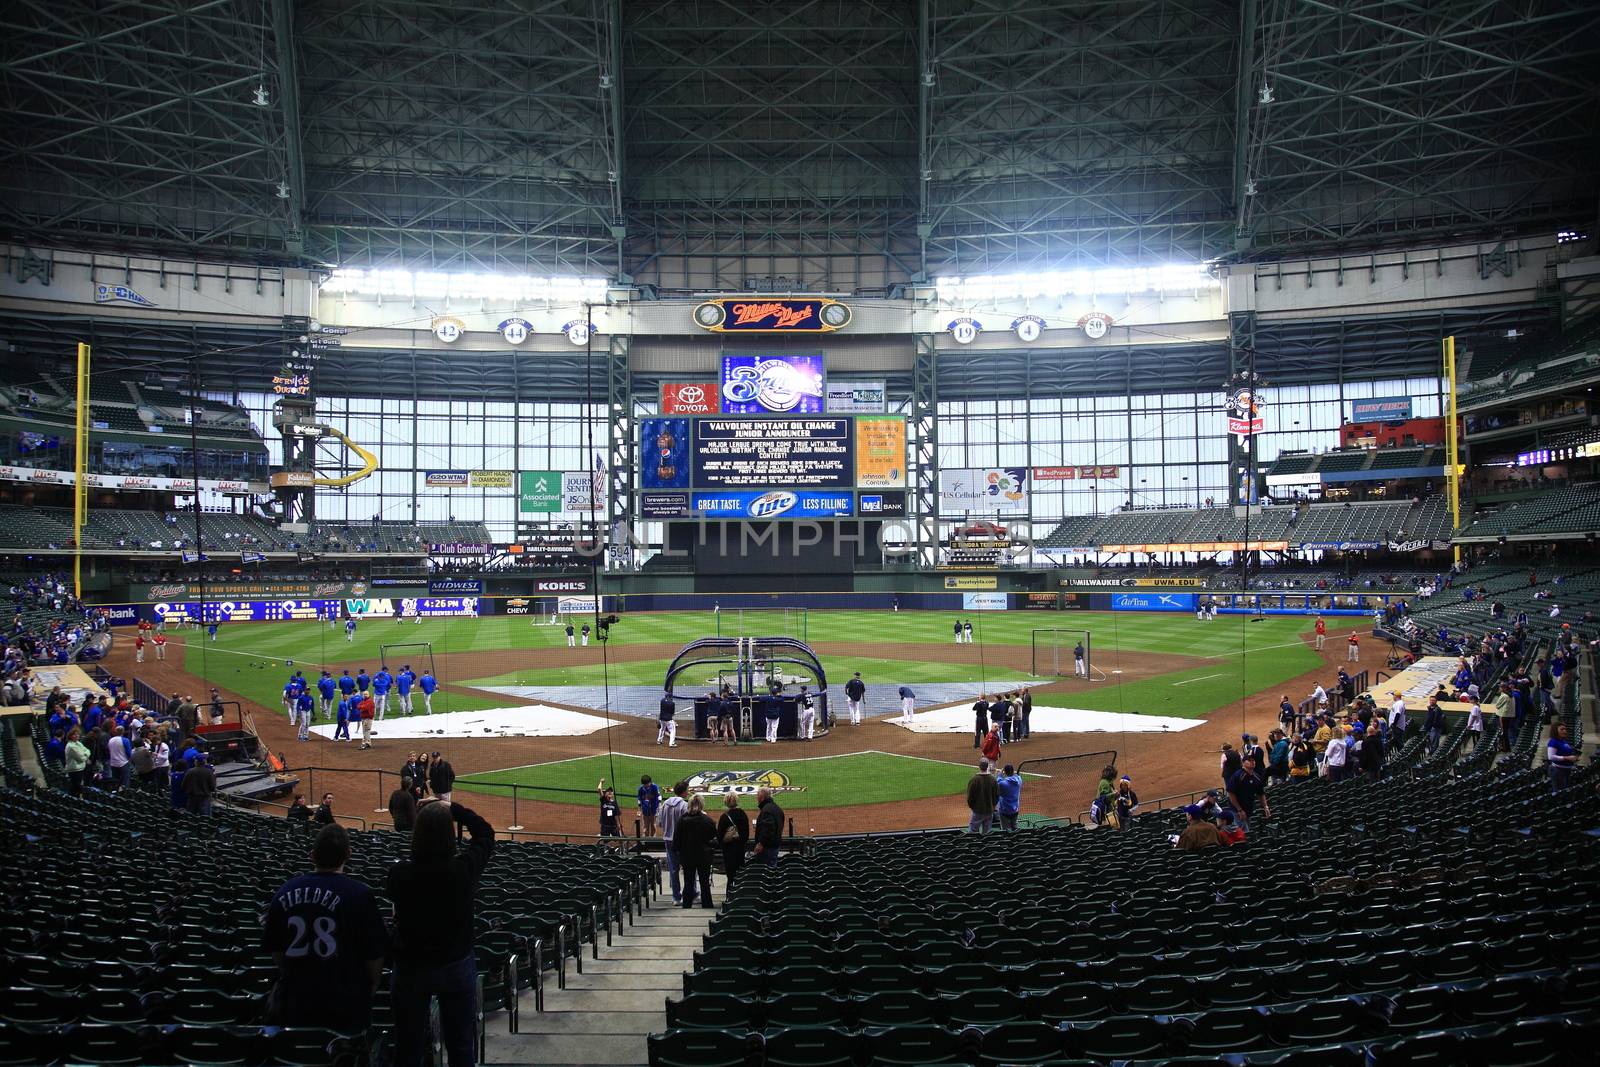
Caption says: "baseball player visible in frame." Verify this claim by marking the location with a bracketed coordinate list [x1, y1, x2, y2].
[293, 689, 314, 742]
[316, 671, 337, 719]
[566, 623, 576, 648]
[657, 693, 677, 747]
[418, 670, 437, 714]
[396, 665, 416, 716]
[898, 685, 915, 725]
[371, 666, 392, 719]
[152, 632, 167, 660]
[845, 671, 866, 726]
[797, 686, 815, 741]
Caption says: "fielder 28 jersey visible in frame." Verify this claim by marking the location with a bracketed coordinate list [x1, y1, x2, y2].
[261, 871, 386, 1025]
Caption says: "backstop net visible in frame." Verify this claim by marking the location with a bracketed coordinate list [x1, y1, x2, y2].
[715, 607, 808, 642]
[1031, 628, 1093, 678]
[1015, 749, 1119, 826]
[379, 642, 436, 682]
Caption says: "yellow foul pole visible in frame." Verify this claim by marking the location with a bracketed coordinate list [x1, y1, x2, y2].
[1443, 335, 1461, 565]
[73, 342, 91, 598]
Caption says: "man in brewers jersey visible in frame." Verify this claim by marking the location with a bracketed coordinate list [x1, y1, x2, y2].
[261, 825, 386, 1031]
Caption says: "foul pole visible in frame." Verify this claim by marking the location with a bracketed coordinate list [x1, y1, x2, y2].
[72, 342, 91, 598]
[1443, 335, 1461, 565]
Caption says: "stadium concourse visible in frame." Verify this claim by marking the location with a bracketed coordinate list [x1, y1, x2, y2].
[111, 616, 1372, 835]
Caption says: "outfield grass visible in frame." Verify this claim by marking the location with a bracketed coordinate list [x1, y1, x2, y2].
[462, 654, 1039, 690]
[1032, 632, 1323, 718]
[170, 609, 1322, 723]
[178, 621, 509, 715]
[454, 750, 1023, 811]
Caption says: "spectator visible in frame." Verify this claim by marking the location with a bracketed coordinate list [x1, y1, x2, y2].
[169, 758, 188, 810]
[660, 780, 690, 903]
[966, 759, 998, 834]
[63, 728, 89, 796]
[105, 725, 131, 790]
[995, 764, 1023, 831]
[286, 794, 313, 824]
[1225, 753, 1269, 833]
[637, 775, 662, 838]
[1422, 698, 1446, 755]
[980, 724, 1002, 765]
[390, 800, 495, 1067]
[673, 796, 717, 909]
[262, 825, 386, 1030]
[1174, 804, 1222, 850]
[428, 751, 455, 802]
[753, 786, 784, 866]
[1215, 809, 1246, 845]
[1267, 729, 1290, 783]
[717, 794, 750, 879]
[1114, 775, 1139, 829]
[1547, 723, 1579, 792]
[595, 779, 622, 840]
[314, 792, 336, 825]
[1360, 723, 1385, 781]
[181, 754, 216, 815]
[131, 737, 156, 790]
[389, 785, 418, 832]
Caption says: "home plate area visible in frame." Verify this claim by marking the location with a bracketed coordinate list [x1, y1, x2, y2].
[307, 705, 622, 740]
[897, 704, 1205, 735]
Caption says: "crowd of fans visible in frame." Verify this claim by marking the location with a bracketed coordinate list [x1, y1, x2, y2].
[37, 678, 226, 811]
[1, 572, 107, 678]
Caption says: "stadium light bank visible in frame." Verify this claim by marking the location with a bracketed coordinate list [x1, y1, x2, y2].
[934, 263, 1219, 303]
[320, 268, 610, 304]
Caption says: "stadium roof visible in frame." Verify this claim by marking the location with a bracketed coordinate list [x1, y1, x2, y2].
[2, 0, 1596, 291]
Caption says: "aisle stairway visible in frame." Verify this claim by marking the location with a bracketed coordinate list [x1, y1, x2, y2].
[485, 872, 725, 1067]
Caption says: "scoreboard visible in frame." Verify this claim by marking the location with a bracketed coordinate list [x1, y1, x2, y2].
[694, 418, 852, 488]
[638, 414, 906, 520]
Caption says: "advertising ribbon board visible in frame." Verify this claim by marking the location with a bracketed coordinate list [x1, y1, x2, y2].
[688, 489, 855, 520]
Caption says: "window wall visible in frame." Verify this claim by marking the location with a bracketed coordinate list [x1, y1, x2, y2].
[228, 371, 1440, 547]
[234, 391, 605, 543]
[937, 375, 1442, 537]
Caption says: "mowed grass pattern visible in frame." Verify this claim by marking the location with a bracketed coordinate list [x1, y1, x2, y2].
[455, 751, 1018, 812]
[175, 610, 1320, 722]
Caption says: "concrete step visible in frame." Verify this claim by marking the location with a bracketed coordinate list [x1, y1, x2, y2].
[510, 1010, 666, 1036]
[484, 1032, 646, 1066]
[533, 990, 671, 1013]
[563, 972, 684, 992]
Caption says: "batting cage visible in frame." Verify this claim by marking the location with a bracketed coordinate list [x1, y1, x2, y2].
[1031, 628, 1101, 680]
[1014, 749, 1118, 826]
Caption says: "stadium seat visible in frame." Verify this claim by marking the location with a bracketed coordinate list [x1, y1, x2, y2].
[665, 994, 758, 1032]
[1067, 1016, 1171, 1061]
[1117, 975, 1198, 1015]
[976, 1020, 1066, 1065]
[763, 992, 847, 1031]
[856, 991, 938, 1029]
[165, 1024, 259, 1066]
[763, 1026, 861, 1067]
[866, 1023, 971, 1065]
[943, 988, 1025, 1027]
[1180, 1005, 1275, 1055]
[648, 1028, 759, 1067]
